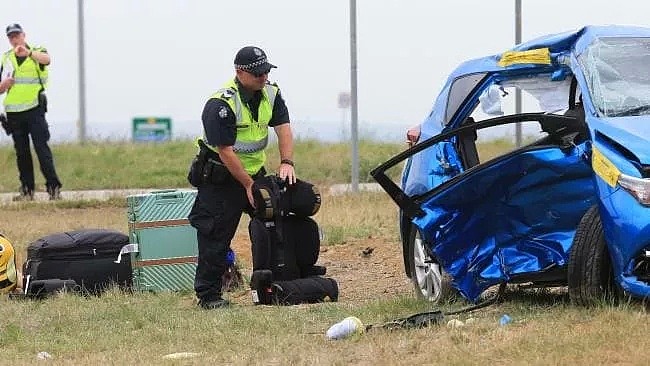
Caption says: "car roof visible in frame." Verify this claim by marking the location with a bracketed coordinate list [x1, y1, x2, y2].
[421, 25, 650, 135]
[453, 25, 650, 78]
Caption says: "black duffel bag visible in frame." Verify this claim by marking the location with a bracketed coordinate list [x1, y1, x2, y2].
[273, 276, 338, 305]
[250, 269, 338, 305]
[23, 229, 132, 296]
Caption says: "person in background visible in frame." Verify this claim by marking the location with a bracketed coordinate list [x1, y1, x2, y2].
[0, 23, 62, 201]
[188, 46, 295, 309]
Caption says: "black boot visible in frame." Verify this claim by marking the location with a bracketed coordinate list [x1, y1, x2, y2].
[12, 186, 34, 202]
[47, 185, 61, 200]
[198, 297, 231, 309]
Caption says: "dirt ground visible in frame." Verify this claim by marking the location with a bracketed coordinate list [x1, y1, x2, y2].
[5, 204, 414, 305]
[229, 230, 414, 305]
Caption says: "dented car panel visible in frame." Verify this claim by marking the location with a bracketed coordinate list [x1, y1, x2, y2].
[373, 25, 650, 303]
[413, 143, 596, 301]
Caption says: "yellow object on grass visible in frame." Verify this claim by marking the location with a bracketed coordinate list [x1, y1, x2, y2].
[0, 234, 17, 294]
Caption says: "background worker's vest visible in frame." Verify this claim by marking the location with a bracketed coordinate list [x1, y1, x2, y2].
[208, 79, 278, 175]
[0, 233, 17, 294]
[1, 47, 48, 113]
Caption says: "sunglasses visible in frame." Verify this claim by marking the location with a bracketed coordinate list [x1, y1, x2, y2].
[249, 69, 270, 78]
[238, 67, 269, 78]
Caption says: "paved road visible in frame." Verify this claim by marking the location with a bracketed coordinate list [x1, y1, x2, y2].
[0, 188, 152, 205]
[0, 183, 383, 204]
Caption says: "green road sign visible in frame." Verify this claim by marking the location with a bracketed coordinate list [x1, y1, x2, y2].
[133, 117, 172, 142]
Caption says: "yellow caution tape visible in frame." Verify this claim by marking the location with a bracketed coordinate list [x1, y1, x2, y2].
[497, 48, 551, 67]
[592, 147, 620, 188]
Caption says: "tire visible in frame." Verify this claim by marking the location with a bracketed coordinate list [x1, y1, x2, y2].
[567, 205, 617, 306]
[407, 225, 454, 303]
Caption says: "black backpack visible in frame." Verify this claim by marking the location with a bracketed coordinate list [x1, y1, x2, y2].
[251, 175, 321, 220]
[249, 215, 323, 281]
[248, 176, 337, 305]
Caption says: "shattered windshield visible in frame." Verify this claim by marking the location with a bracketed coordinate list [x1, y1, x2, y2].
[579, 37, 650, 117]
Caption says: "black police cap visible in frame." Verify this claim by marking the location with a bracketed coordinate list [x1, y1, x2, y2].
[234, 46, 277, 75]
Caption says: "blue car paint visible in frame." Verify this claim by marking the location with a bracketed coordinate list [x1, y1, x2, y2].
[592, 136, 650, 298]
[600, 186, 650, 296]
[400, 25, 650, 302]
[412, 143, 596, 301]
[402, 141, 463, 197]
[592, 116, 650, 165]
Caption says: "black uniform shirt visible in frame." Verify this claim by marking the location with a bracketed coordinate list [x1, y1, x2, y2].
[202, 78, 290, 147]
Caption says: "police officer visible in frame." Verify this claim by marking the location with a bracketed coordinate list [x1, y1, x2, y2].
[189, 46, 296, 309]
[0, 23, 62, 201]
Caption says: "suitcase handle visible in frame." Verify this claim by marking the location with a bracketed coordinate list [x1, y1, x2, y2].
[151, 190, 184, 202]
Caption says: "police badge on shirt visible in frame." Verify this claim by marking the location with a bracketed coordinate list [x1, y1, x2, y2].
[218, 106, 228, 118]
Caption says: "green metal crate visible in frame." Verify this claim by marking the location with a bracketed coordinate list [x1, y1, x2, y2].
[126, 189, 198, 293]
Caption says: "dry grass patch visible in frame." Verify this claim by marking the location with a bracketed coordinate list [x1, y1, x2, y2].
[1, 194, 648, 365]
[1, 290, 647, 365]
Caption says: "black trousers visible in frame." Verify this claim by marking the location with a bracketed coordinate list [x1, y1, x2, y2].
[8, 106, 61, 191]
[188, 177, 253, 302]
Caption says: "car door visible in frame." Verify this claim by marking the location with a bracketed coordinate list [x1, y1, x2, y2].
[372, 112, 597, 301]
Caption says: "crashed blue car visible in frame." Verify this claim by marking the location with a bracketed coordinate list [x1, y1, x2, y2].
[371, 25, 650, 305]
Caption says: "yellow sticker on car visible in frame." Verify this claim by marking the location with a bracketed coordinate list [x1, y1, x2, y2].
[497, 48, 551, 67]
[592, 147, 620, 188]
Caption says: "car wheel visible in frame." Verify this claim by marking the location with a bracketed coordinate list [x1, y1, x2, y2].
[567, 205, 617, 306]
[408, 225, 453, 303]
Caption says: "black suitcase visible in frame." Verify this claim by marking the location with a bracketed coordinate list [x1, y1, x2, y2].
[22, 229, 132, 295]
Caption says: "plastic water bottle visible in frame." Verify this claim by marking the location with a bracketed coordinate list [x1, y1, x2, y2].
[325, 317, 364, 340]
[499, 314, 512, 326]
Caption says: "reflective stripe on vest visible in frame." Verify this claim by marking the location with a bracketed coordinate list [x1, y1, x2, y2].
[5, 100, 39, 112]
[233, 135, 269, 153]
[14, 76, 45, 84]
[2, 47, 48, 113]
[264, 84, 277, 112]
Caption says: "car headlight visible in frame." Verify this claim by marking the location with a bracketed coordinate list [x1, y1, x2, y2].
[618, 173, 650, 205]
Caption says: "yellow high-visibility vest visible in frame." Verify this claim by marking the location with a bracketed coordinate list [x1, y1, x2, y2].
[206, 79, 278, 175]
[1, 46, 48, 113]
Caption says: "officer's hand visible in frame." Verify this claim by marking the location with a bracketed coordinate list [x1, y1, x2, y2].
[14, 45, 29, 57]
[0, 77, 14, 90]
[278, 163, 296, 185]
[246, 184, 256, 208]
[406, 125, 420, 147]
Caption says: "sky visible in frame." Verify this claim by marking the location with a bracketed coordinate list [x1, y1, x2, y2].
[0, 0, 649, 143]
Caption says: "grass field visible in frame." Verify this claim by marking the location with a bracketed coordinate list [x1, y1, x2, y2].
[0, 137, 516, 193]
[0, 140, 648, 365]
[0, 139, 407, 192]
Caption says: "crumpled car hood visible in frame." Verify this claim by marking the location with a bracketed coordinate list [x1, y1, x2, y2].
[593, 116, 650, 165]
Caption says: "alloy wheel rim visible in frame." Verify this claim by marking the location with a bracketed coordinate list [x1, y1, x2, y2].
[413, 231, 443, 302]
